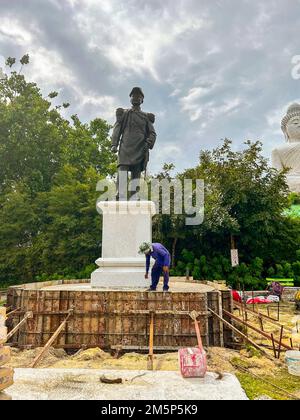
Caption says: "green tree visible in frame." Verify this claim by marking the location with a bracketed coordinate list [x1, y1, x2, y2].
[182, 139, 291, 263]
[0, 56, 116, 285]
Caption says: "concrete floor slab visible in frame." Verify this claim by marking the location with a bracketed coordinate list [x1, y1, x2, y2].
[7, 369, 248, 400]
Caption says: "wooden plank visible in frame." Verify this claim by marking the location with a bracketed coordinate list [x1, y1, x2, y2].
[7, 312, 33, 341]
[207, 291, 223, 346]
[8, 285, 225, 350]
[111, 345, 183, 351]
[44, 291, 53, 345]
[221, 291, 234, 346]
[0, 367, 14, 392]
[208, 308, 273, 359]
[6, 308, 21, 317]
[30, 292, 40, 348]
[147, 311, 154, 370]
[89, 295, 97, 347]
[82, 292, 91, 347]
[223, 309, 293, 351]
[30, 310, 73, 368]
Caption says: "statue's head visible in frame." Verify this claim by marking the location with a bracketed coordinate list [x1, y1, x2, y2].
[281, 103, 300, 143]
[130, 87, 144, 107]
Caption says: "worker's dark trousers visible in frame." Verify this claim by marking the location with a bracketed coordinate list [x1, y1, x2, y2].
[117, 164, 142, 201]
[150, 263, 170, 291]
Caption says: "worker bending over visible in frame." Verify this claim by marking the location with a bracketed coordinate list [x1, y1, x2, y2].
[139, 242, 171, 292]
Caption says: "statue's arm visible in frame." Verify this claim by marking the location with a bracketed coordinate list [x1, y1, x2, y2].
[146, 114, 156, 150]
[111, 108, 125, 150]
[272, 149, 283, 171]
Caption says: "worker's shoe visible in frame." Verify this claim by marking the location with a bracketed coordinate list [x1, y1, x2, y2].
[146, 288, 156, 292]
[163, 289, 170, 293]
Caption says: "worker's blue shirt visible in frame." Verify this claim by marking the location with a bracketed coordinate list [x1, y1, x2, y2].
[146, 243, 171, 273]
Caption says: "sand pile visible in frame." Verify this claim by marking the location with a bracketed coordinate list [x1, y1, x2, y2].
[7, 345, 280, 374]
[9, 347, 67, 368]
[72, 348, 111, 362]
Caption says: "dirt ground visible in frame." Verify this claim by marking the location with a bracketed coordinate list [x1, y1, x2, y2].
[5, 345, 284, 376]
[6, 345, 299, 400]
[4, 303, 300, 400]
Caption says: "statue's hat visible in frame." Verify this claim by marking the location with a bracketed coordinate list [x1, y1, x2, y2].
[130, 87, 144, 98]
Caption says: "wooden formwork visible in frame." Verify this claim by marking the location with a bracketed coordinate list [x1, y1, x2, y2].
[6, 280, 233, 351]
[221, 291, 234, 346]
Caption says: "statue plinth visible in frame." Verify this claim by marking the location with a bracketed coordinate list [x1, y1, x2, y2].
[91, 201, 156, 289]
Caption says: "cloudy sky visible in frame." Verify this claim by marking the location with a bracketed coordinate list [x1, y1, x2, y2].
[1, 0, 300, 173]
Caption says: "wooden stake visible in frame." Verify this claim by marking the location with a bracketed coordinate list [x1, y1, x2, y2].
[259, 315, 264, 332]
[147, 311, 154, 371]
[7, 311, 33, 341]
[235, 302, 292, 333]
[223, 309, 292, 351]
[208, 308, 273, 359]
[271, 334, 277, 359]
[30, 310, 73, 368]
[277, 326, 284, 359]
[6, 308, 21, 318]
[189, 311, 204, 351]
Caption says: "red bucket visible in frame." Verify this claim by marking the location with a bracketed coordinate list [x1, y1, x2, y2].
[178, 347, 207, 378]
[178, 316, 207, 378]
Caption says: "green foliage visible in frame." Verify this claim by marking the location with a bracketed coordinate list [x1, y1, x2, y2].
[289, 192, 300, 206]
[20, 54, 30, 66]
[5, 57, 16, 68]
[0, 56, 116, 286]
[154, 139, 300, 289]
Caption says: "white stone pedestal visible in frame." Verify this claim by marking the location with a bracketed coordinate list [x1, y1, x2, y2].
[91, 201, 156, 288]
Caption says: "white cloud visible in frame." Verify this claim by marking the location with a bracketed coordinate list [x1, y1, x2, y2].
[0, 17, 33, 45]
[26, 47, 76, 88]
[73, 2, 210, 82]
[77, 92, 119, 122]
[0, 0, 300, 172]
[179, 85, 218, 122]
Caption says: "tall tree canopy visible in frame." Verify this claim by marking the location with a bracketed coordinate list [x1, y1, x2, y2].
[162, 140, 300, 287]
[0, 56, 116, 285]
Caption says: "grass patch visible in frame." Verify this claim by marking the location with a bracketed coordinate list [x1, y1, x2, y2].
[285, 204, 300, 219]
[233, 360, 300, 400]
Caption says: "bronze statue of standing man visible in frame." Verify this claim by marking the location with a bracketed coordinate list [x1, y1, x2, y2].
[111, 87, 156, 200]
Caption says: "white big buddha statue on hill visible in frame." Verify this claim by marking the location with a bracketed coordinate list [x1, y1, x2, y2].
[272, 103, 300, 193]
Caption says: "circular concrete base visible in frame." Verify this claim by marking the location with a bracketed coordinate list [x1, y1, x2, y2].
[39, 281, 216, 294]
